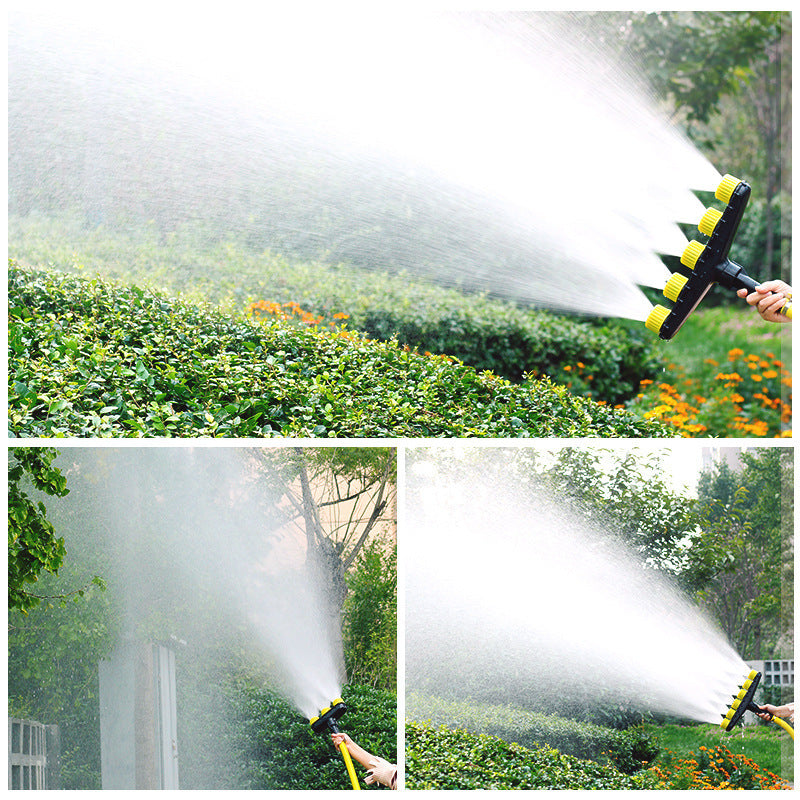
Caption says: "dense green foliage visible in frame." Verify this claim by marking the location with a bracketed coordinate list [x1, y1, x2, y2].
[230, 683, 396, 790]
[689, 448, 793, 659]
[8, 447, 69, 612]
[343, 540, 397, 690]
[406, 719, 790, 790]
[406, 721, 655, 789]
[176, 679, 396, 790]
[407, 694, 658, 775]
[8, 263, 671, 438]
[9, 215, 662, 406]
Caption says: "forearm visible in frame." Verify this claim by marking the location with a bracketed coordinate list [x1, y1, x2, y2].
[341, 740, 375, 770]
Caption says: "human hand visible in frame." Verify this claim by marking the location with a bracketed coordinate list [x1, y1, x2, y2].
[737, 280, 792, 323]
[756, 704, 778, 722]
[331, 732, 352, 748]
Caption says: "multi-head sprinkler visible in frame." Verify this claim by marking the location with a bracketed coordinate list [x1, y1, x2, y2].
[720, 670, 794, 740]
[646, 174, 792, 339]
[309, 698, 361, 790]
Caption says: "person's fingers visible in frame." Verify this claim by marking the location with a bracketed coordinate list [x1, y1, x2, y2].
[757, 280, 786, 294]
[744, 291, 761, 307]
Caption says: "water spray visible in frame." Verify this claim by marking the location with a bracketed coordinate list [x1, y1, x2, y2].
[720, 670, 794, 740]
[309, 699, 361, 790]
[646, 174, 792, 339]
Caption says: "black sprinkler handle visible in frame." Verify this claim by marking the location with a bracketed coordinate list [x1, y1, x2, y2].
[715, 260, 759, 293]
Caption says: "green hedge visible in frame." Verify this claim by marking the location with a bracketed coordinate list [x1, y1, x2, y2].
[8, 264, 672, 438]
[9, 215, 663, 405]
[407, 693, 658, 775]
[231, 683, 396, 791]
[406, 721, 656, 789]
[178, 679, 396, 790]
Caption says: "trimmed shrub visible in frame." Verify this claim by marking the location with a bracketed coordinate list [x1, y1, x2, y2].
[407, 693, 659, 775]
[9, 215, 662, 405]
[8, 263, 672, 438]
[405, 720, 656, 789]
[231, 682, 396, 790]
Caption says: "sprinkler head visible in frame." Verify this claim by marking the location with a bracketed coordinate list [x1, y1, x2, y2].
[646, 174, 768, 340]
[309, 698, 348, 735]
[720, 670, 761, 731]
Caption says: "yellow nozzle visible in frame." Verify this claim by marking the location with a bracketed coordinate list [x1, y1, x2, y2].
[645, 304, 670, 334]
[680, 240, 705, 270]
[664, 272, 689, 302]
[715, 174, 741, 204]
[780, 300, 792, 320]
[747, 669, 758, 681]
[699, 207, 724, 237]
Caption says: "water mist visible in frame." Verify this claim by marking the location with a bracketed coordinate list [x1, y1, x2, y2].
[405, 448, 751, 726]
[9, 7, 721, 321]
[45, 447, 345, 721]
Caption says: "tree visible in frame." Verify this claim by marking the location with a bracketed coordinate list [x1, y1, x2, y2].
[9, 447, 69, 612]
[574, 11, 785, 126]
[343, 540, 397, 691]
[251, 447, 397, 591]
[689, 448, 791, 658]
[477, 446, 698, 573]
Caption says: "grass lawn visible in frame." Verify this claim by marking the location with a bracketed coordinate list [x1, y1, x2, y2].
[644, 722, 793, 785]
[661, 303, 791, 377]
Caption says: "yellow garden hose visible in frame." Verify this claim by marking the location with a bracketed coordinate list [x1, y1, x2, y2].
[338, 741, 361, 790]
[309, 698, 361, 790]
[769, 715, 794, 739]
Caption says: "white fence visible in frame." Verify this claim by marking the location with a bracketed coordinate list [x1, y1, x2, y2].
[8, 719, 58, 790]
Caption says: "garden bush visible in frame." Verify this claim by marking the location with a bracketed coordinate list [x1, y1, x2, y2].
[343, 540, 397, 691]
[405, 720, 656, 789]
[177, 677, 395, 790]
[406, 693, 659, 775]
[231, 682, 396, 790]
[8, 263, 671, 438]
[10, 214, 662, 405]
